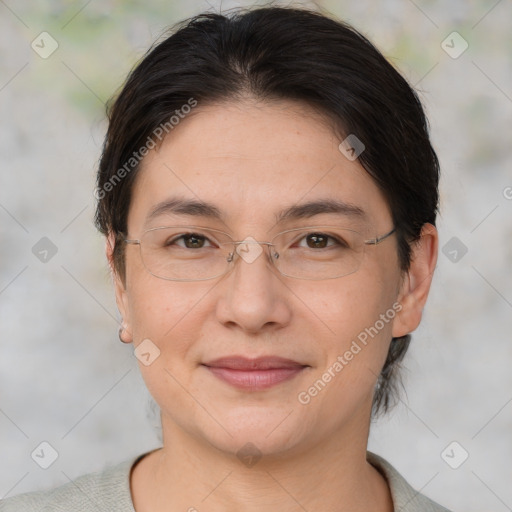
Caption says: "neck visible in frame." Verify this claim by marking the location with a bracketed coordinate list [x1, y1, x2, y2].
[131, 415, 393, 512]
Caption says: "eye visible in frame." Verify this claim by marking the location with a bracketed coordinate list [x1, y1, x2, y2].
[296, 232, 347, 249]
[168, 233, 215, 249]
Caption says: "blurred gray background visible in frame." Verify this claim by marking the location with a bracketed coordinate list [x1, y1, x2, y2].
[1, 1, 511, 510]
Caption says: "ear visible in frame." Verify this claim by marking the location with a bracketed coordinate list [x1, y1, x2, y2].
[106, 232, 133, 344]
[392, 223, 438, 338]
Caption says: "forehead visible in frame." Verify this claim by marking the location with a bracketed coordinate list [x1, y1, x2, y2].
[127, 100, 391, 233]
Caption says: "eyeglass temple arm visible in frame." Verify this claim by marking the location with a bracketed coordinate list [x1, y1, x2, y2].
[124, 231, 396, 246]
[365, 227, 396, 245]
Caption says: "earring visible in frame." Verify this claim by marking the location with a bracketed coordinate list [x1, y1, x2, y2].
[118, 324, 131, 344]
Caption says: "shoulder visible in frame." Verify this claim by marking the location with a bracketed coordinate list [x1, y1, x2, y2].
[0, 454, 144, 512]
[367, 452, 452, 512]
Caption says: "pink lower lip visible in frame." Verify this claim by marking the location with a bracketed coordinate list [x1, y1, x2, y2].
[204, 366, 306, 390]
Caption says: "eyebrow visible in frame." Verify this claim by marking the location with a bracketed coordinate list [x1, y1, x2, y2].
[146, 197, 224, 224]
[145, 196, 366, 226]
[275, 198, 366, 223]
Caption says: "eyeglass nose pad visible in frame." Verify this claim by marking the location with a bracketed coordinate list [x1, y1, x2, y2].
[261, 243, 280, 264]
[262, 243, 280, 263]
[225, 243, 278, 265]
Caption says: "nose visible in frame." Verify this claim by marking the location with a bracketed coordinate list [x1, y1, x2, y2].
[215, 239, 292, 334]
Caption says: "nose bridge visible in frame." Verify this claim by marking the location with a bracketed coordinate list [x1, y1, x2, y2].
[230, 237, 276, 268]
[216, 236, 291, 333]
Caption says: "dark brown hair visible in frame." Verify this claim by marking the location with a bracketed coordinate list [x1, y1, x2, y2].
[95, 6, 440, 416]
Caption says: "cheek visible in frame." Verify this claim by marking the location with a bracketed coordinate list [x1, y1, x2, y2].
[314, 273, 396, 342]
[296, 278, 398, 414]
[127, 279, 209, 404]
[126, 270, 206, 354]
[303, 261, 400, 390]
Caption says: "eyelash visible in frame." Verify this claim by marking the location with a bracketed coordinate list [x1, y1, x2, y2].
[168, 232, 346, 249]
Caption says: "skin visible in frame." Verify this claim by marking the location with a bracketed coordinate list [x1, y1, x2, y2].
[107, 98, 438, 512]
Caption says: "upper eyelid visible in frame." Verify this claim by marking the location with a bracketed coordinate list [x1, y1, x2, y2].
[150, 226, 359, 244]
[165, 232, 345, 253]
[148, 225, 361, 234]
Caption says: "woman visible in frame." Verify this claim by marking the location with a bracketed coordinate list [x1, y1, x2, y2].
[2, 5, 450, 511]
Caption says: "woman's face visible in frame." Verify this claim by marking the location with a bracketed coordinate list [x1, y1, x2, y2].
[113, 99, 406, 459]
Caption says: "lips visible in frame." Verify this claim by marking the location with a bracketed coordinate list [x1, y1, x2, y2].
[203, 356, 307, 370]
[202, 356, 309, 390]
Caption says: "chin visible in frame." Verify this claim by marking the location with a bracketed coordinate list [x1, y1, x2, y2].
[195, 404, 314, 460]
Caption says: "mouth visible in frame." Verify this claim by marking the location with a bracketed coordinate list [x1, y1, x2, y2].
[201, 356, 310, 391]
